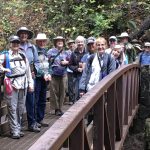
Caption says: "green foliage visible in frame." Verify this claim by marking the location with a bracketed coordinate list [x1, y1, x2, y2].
[0, 0, 150, 46]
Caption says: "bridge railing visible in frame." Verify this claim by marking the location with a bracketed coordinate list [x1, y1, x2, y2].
[28, 64, 140, 150]
[1, 64, 139, 150]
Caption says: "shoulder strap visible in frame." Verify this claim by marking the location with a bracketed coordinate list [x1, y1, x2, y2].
[107, 54, 111, 68]
[49, 49, 63, 66]
[139, 52, 144, 64]
[19, 52, 26, 64]
[31, 45, 35, 55]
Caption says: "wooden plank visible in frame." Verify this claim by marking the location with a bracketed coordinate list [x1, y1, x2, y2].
[69, 119, 84, 150]
[104, 103, 112, 150]
[0, 105, 70, 150]
[115, 77, 123, 141]
[0, 105, 7, 117]
[106, 83, 116, 150]
[124, 73, 129, 125]
[93, 96, 104, 150]
[0, 121, 9, 135]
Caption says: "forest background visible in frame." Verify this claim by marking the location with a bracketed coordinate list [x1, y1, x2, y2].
[0, 0, 150, 49]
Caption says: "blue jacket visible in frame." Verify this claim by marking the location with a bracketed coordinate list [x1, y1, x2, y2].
[47, 48, 69, 76]
[20, 42, 40, 72]
[79, 52, 116, 92]
[139, 51, 150, 65]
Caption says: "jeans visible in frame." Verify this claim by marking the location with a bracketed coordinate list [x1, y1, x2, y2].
[73, 74, 82, 102]
[35, 77, 47, 123]
[67, 73, 74, 102]
[26, 91, 36, 127]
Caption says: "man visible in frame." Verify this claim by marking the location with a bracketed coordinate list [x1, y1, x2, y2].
[34, 33, 51, 126]
[105, 36, 118, 54]
[82, 37, 96, 65]
[119, 32, 136, 64]
[66, 40, 75, 105]
[138, 42, 150, 65]
[69, 36, 86, 102]
[47, 36, 69, 116]
[17, 27, 40, 132]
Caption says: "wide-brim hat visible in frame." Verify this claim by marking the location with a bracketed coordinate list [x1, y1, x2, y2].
[9, 35, 20, 43]
[67, 39, 75, 44]
[134, 44, 142, 51]
[53, 36, 65, 46]
[53, 36, 65, 42]
[119, 32, 129, 38]
[35, 33, 49, 41]
[17, 27, 33, 39]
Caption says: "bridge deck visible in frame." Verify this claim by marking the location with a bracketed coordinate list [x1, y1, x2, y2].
[0, 105, 70, 150]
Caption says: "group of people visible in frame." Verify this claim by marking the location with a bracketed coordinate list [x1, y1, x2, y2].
[0, 26, 149, 139]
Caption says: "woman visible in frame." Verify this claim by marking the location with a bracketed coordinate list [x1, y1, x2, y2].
[47, 36, 69, 116]
[0, 35, 33, 139]
[112, 44, 125, 69]
[16, 27, 40, 132]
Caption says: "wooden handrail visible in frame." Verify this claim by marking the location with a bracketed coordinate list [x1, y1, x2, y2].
[7, 64, 141, 150]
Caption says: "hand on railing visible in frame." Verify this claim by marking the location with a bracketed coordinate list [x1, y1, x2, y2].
[80, 92, 85, 97]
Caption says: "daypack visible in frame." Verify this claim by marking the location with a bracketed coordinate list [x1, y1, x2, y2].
[88, 53, 111, 77]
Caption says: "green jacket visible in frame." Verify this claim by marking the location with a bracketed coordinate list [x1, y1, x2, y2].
[124, 43, 137, 63]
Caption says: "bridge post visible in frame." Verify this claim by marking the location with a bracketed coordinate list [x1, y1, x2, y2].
[93, 95, 104, 150]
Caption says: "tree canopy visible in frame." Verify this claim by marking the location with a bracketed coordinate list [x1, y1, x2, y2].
[0, 0, 150, 49]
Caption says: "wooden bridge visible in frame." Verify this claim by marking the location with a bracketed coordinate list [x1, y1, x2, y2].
[0, 64, 140, 150]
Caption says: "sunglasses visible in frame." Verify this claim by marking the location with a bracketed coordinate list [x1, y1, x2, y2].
[109, 39, 116, 42]
[11, 41, 20, 44]
[144, 46, 150, 48]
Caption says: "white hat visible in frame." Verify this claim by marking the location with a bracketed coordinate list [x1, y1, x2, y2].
[114, 44, 122, 49]
[119, 32, 129, 38]
[134, 44, 142, 51]
[9, 35, 20, 43]
[109, 36, 117, 41]
[35, 33, 48, 40]
[144, 42, 150, 47]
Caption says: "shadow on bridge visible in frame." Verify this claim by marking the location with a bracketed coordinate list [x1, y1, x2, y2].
[0, 64, 140, 150]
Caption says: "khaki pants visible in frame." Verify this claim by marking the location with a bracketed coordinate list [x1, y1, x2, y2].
[50, 75, 67, 110]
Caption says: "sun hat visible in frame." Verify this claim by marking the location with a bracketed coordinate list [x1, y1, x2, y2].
[144, 42, 150, 47]
[134, 44, 142, 51]
[53, 36, 65, 41]
[53, 36, 65, 46]
[17, 27, 33, 39]
[87, 37, 96, 45]
[119, 32, 129, 38]
[9, 35, 20, 43]
[67, 39, 75, 44]
[35, 33, 48, 41]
